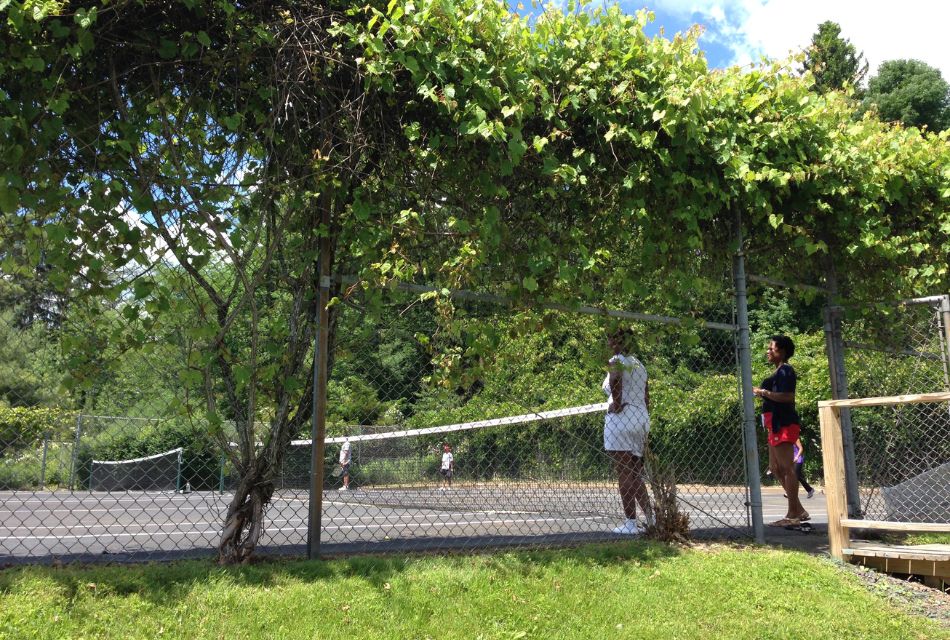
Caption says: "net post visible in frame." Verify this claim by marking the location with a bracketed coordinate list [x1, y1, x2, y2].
[40, 432, 50, 490]
[176, 449, 183, 493]
[308, 232, 332, 560]
[218, 452, 227, 495]
[733, 209, 765, 544]
[68, 413, 83, 490]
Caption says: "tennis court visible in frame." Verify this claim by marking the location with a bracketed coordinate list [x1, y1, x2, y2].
[0, 485, 826, 562]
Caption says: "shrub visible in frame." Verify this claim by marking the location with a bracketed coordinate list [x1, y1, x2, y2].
[0, 406, 76, 456]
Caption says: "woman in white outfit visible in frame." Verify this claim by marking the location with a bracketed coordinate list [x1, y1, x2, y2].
[603, 329, 653, 535]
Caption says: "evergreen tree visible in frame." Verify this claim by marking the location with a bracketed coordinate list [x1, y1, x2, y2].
[802, 21, 868, 94]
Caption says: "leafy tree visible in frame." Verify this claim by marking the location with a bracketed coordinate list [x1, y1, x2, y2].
[861, 59, 950, 131]
[801, 21, 868, 95]
[2, 0, 948, 563]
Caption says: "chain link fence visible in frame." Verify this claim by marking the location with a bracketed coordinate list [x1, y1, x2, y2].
[307, 290, 751, 552]
[837, 296, 950, 525]
[1, 274, 753, 563]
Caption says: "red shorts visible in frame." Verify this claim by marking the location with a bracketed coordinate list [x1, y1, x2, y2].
[762, 412, 800, 447]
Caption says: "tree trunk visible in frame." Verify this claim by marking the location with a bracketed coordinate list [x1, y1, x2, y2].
[217, 470, 275, 564]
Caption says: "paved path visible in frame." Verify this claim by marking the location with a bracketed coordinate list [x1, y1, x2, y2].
[0, 484, 829, 563]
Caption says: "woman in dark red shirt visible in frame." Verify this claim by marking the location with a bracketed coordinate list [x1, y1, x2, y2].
[753, 335, 809, 525]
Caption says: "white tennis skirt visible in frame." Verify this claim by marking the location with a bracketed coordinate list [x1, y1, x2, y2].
[604, 406, 650, 456]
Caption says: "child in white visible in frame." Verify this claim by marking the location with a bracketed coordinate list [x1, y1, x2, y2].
[440, 443, 454, 489]
[339, 439, 351, 490]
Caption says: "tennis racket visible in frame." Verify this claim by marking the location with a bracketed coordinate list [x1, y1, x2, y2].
[330, 463, 344, 478]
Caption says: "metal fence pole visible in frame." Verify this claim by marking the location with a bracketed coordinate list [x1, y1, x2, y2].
[68, 413, 83, 490]
[307, 235, 331, 560]
[822, 306, 862, 517]
[938, 295, 950, 392]
[733, 212, 765, 543]
[39, 432, 50, 489]
[218, 453, 226, 494]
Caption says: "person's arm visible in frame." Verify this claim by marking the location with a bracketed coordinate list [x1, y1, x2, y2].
[608, 369, 625, 413]
[752, 385, 793, 403]
[759, 366, 795, 403]
[760, 388, 794, 403]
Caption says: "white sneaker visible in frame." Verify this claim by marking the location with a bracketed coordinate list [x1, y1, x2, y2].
[339, 486, 348, 491]
[612, 519, 641, 535]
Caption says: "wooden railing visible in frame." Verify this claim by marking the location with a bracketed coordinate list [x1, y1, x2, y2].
[818, 392, 950, 559]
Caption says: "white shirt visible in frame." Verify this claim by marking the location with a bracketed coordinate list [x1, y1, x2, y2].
[602, 354, 648, 410]
[441, 452, 454, 470]
[339, 441, 351, 465]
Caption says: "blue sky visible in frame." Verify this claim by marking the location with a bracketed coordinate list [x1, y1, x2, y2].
[610, 0, 949, 81]
[637, 4, 739, 70]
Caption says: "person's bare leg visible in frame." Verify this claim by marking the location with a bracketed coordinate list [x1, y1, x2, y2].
[611, 451, 638, 519]
[627, 455, 652, 521]
[773, 443, 805, 519]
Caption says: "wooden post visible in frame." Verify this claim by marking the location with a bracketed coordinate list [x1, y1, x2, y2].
[307, 216, 332, 560]
[819, 404, 850, 559]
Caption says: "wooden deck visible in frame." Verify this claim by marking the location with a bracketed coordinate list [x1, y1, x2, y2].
[844, 542, 950, 588]
[818, 392, 950, 590]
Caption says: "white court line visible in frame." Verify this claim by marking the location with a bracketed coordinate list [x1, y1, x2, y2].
[0, 509, 541, 533]
[1, 504, 759, 520]
[0, 506, 227, 517]
[1, 495, 224, 503]
[0, 515, 603, 542]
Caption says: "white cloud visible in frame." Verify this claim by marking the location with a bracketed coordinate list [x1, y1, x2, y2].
[652, 0, 950, 81]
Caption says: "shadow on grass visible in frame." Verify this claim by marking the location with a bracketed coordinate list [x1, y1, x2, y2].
[0, 539, 680, 607]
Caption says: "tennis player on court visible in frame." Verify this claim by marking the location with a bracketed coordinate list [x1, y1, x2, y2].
[603, 329, 654, 535]
[753, 335, 809, 525]
[440, 442, 454, 490]
[339, 438, 351, 491]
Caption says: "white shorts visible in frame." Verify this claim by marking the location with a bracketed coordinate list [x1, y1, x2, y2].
[604, 407, 650, 456]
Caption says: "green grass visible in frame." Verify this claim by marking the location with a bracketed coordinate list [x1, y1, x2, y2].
[904, 532, 950, 545]
[1, 543, 946, 640]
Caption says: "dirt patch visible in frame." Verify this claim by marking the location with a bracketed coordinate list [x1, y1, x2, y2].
[835, 560, 950, 630]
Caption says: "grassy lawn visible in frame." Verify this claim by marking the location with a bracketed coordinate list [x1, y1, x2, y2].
[905, 533, 950, 545]
[1, 543, 946, 640]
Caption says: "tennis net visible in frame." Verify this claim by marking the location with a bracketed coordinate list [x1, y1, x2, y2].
[274, 403, 622, 516]
[89, 447, 184, 492]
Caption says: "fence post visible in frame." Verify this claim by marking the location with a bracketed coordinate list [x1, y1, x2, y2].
[39, 432, 50, 490]
[308, 233, 332, 560]
[733, 211, 765, 544]
[938, 295, 950, 392]
[68, 413, 83, 490]
[818, 404, 850, 559]
[822, 306, 862, 517]
[176, 449, 183, 493]
[218, 453, 226, 494]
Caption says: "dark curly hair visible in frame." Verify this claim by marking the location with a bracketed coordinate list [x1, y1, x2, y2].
[770, 335, 795, 361]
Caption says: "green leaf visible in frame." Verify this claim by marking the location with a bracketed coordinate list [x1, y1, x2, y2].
[0, 184, 18, 214]
[45, 223, 67, 243]
[522, 276, 538, 292]
[158, 38, 178, 60]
